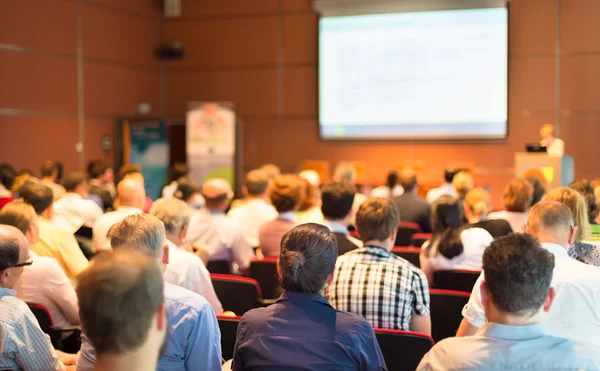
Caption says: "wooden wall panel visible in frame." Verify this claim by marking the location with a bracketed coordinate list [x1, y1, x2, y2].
[560, 55, 600, 112]
[283, 14, 318, 63]
[283, 67, 317, 116]
[87, 0, 163, 18]
[560, 0, 600, 52]
[84, 119, 116, 165]
[282, 0, 313, 11]
[508, 0, 557, 55]
[176, 0, 279, 18]
[508, 57, 555, 113]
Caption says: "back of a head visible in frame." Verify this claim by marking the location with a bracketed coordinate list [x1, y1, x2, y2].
[170, 162, 189, 182]
[465, 188, 491, 217]
[40, 161, 58, 178]
[120, 164, 141, 180]
[174, 177, 200, 203]
[108, 214, 165, 258]
[503, 179, 533, 212]
[0, 225, 23, 272]
[244, 169, 270, 197]
[202, 178, 232, 209]
[543, 187, 589, 242]
[117, 178, 146, 208]
[568, 179, 599, 222]
[452, 171, 474, 199]
[386, 170, 399, 189]
[298, 170, 321, 188]
[540, 124, 555, 137]
[321, 181, 355, 220]
[259, 163, 281, 180]
[19, 183, 53, 215]
[483, 233, 554, 316]
[524, 168, 549, 189]
[279, 223, 337, 294]
[63, 171, 87, 192]
[0, 200, 37, 235]
[150, 198, 191, 235]
[526, 177, 546, 207]
[356, 197, 399, 242]
[77, 249, 164, 355]
[527, 201, 574, 240]
[333, 162, 357, 184]
[444, 168, 459, 184]
[269, 175, 303, 213]
[88, 160, 110, 180]
[0, 164, 16, 190]
[297, 178, 315, 212]
[431, 196, 464, 259]
[398, 169, 417, 192]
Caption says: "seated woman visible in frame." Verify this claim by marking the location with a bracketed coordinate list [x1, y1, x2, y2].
[544, 187, 600, 267]
[464, 188, 513, 237]
[488, 178, 533, 233]
[258, 175, 304, 257]
[232, 223, 386, 370]
[569, 179, 600, 239]
[295, 172, 324, 224]
[420, 196, 493, 284]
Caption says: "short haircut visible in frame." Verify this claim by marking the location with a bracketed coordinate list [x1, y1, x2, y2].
[503, 179, 533, 212]
[543, 187, 590, 241]
[40, 161, 58, 177]
[279, 223, 337, 294]
[108, 214, 165, 258]
[77, 249, 164, 354]
[0, 236, 20, 272]
[527, 201, 574, 237]
[203, 193, 229, 209]
[259, 163, 280, 180]
[568, 179, 599, 222]
[174, 178, 200, 202]
[150, 198, 191, 235]
[0, 164, 16, 190]
[87, 160, 110, 179]
[483, 233, 555, 316]
[170, 162, 189, 182]
[444, 168, 459, 183]
[398, 170, 417, 192]
[269, 175, 303, 213]
[356, 197, 400, 242]
[63, 171, 87, 192]
[333, 162, 357, 183]
[465, 188, 491, 216]
[320, 181, 355, 220]
[244, 169, 269, 197]
[0, 200, 38, 235]
[386, 170, 399, 189]
[452, 171, 474, 199]
[540, 124, 555, 136]
[120, 164, 141, 179]
[19, 183, 54, 215]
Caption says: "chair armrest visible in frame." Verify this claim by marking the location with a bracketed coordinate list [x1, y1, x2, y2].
[51, 326, 81, 333]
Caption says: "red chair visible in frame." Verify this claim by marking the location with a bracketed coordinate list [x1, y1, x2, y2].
[206, 260, 232, 275]
[250, 257, 280, 300]
[391, 247, 421, 268]
[217, 315, 242, 361]
[27, 303, 81, 353]
[210, 274, 263, 315]
[374, 328, 434, 371]
[395, 222, 421, 246]
[411, 233, 431, 247]
[433, 269, 481, 293]
[429, 289, 470, 343]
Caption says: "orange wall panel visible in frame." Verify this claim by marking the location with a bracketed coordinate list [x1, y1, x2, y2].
[560, 55, 600, 111]
[560, 0, 600, 52]
[283, 67, 317, 116]
[175, 0, 279, 18]
[508, 0, 557, 55]
[283, 14, 318, 64]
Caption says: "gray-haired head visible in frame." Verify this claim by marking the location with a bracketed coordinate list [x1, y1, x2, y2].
[108, 214, 166, 259]
[149, 198, 191, 235]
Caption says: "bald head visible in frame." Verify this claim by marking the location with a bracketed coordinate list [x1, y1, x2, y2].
[202, 178, 232, 210]
[117, 178, 146, 210]
[398, 169, 417, 192]
[527, 201, 574, 246]
[0, 225, 29, 288]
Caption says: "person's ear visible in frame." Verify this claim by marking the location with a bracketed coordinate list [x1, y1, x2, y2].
[276, 259, 282, 278]
[480, 280, 490, 309]
[156, 301, 166, 331]
[389, 228, 397, 244]
[242, 185, 249, 197]
[179, 224, 188, 242]
[162, 244, 169, 265]
[0, 269, 10, 287]
[569, 226, 578, 246]
[326, 267, 336, 286]
[522, 223, 529, 233]
[543, 287, 556, 313]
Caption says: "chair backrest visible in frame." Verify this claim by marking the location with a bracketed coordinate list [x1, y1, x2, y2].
[74, 225, 93, 239]
[429, 289, 470, 343]
[250, 257, 280, 300]
[206, 260, 232, 275]
[411, 233, 431, 247]
[433, 270, 481, 292]
[210, 274, 262, 315]
[374, 328, 434, 371]
[217, 316, 242, 361]
[395, 222, 421, 246]
[27, 303, 54, 331]
[391, 247, 421, 268]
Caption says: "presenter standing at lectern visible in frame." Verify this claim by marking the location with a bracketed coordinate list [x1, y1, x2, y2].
[540, 124, 564, 157]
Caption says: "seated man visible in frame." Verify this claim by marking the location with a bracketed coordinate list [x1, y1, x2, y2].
[0, 225, 74, 370]
[87, 160, 115, 211]
[418, 233, 600, 370]
[39, 160, 66, 201]
[320, 181, 361, 256]
[184, 178, 253, 272]
[392, 169, 431, 233]
[425, 168, 458, 204]
[52, 171, 103, 233]
[326, 197, 431, 334]
[77, 214, 222, 371]
[457, 201, 600, 347]
[150, 198, 223, 314]
[20, 183, 89, 283]
[77, 249, 167, 371]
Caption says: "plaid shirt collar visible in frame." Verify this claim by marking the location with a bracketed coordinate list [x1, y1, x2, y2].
[362, 245, 396, 258]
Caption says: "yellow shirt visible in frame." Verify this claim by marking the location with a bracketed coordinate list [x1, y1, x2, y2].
[34, 218, 89, 284]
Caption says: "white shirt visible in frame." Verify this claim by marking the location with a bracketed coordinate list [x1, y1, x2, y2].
[487, 210, 527, 234]
[423, 227, 493, 272]
[462, 242, 600, 347]
[92, 206, 143, 252]
[164, 240, 223, 315]
[162, 181, 178, 198]
[541, 137, 565, 158]
[370, 185, 404, 199]
[52, 193, 103, 233]
[227, 199, 278, 247]
[426, 183, 458, 204]
[14, 252, 79, 328]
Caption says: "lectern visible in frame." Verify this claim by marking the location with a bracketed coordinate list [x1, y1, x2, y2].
[514, 153, 574, 189]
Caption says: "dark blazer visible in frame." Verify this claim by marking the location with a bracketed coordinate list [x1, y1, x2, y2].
[333, 232, 361, 256]
[392, 193, 432, 233]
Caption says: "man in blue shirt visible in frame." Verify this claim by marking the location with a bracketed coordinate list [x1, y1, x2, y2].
[417, 233, 600, 370]
[77, 214, 223, 371]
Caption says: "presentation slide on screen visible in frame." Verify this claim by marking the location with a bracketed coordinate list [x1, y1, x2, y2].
[319, 8, 508, 140]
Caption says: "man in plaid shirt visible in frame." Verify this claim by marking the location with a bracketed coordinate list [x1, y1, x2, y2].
[326, 197, 431, 334]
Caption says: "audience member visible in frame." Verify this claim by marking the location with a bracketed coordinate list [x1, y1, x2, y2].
[525, 168, 548, 206]
[463, 187, 512, 237]
[228, 170, 277, 248]
[87, 160, 115, 211]
[0, 225, 74, 370]
[295, 176, 324, 224]
[540, 123, 564, 158]
[119, 165, 153, 213]
[426, 168, 458, 204]
[77, 214, 222, 371]
[457, 201, 600, 347]
[150, 198, 223, 314]
[420, 196, 493, 284]
[40, 161, 66, 200]
[488, 178, 533, 233]
[162, 162, 189, 199]
[92, 178, 146, 252]
[52, 171, 103, 233]
[370, 170, 404, 199]
[452, 171, 474, 202]
[568, 179, 600, 241]
[12, 171, 38, 194]
[0, 164, 16, 211]
[259, 163, 281, 180]
[333, 162, 366, 224]
[19, 183, 89, 283]
[418, 233, 600, 370]
[185, 178, 253, 272]
[173, 177, 205, 209]
[258, 175, 303, 257]
[77, 249, 167, 371]
[392, 168, 432, 232]
[327, 198, 431, 333]
[0, 201, 79, 331]
[232, 224, 386, 371]
[320, 181, 362, 255]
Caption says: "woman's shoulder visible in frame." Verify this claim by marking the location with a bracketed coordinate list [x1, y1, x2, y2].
[460, 227, 493, 246]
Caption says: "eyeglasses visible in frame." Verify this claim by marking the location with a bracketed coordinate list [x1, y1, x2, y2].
[13, 259, 33, 268]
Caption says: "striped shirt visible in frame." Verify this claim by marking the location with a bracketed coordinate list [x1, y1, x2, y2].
[0, 287, 64, 370]
[326, 246, 430, 330]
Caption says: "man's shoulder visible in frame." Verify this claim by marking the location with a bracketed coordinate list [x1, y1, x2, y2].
[0, 295, 35, 325]
[555, 257, 600, 287]
[164, 282, 212, 315]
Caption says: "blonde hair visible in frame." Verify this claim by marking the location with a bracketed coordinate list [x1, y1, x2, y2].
[465, 188, 491, 216]
[0, 200, 38, 235]
[540, 124, 555, 137]
[543, 187, 589, 241]
[452, 171, 474, 199]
